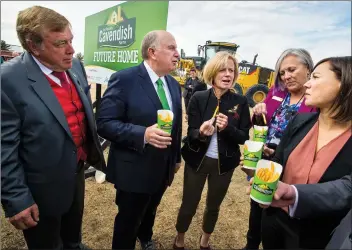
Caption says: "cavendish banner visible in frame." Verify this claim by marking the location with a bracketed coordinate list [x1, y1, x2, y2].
[84, 1, 169, 84]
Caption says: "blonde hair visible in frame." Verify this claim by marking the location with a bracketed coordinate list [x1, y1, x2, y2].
[202, 51, 239, 87]
[16, 6, 70, 52]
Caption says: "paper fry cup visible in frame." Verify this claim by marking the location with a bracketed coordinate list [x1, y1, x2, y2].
[253, 125, 268, 143]
[250, 160, 283, 205]
[157, 110, 174, 134]
[242, 140, 264, 170]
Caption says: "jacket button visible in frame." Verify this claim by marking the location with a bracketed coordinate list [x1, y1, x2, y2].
[73, 150, 76, 154]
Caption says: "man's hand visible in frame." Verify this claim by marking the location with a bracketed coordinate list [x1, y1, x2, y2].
[252, 103, 267, 116]
[246, 178, 296, 208]
[9, 204, 39, 230]
[216, 113, 228, 132]
[263, 145, 275, 157]
[175, 163, 181, 173]
[199, 117, 215, 136]
[145, 124, 172, 149]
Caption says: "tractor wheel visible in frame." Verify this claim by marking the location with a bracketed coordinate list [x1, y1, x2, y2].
[245, 84, 269, 108]
[233, 83, 243, 95]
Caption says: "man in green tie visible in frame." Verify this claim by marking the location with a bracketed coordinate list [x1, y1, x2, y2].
[97, 30, 182, 250]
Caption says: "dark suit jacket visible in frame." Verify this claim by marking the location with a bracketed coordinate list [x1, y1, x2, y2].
[270, 112, 352, 247]
[294, 175, 352, 249]
[97, 62, 182, 194]
[191, 81, 207, 97]
[1, 52, 106, 218]
[182, 89, 251, 174]
[294, 175, 351, 219]
[326, 210, 351, 250]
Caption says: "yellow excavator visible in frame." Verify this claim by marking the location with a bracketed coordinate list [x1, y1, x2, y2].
[177, 40, 275, 107]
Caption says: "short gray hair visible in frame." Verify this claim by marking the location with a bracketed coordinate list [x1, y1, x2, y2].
[274, 48, 314, 90]
[141, 31, 159, 60]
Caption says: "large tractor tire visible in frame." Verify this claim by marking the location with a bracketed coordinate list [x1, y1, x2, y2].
[245, 84, 269, 108]
[233, 83, 243, 95]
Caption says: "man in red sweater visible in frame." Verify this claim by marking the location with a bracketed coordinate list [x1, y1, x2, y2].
[1, 6, 106, 249]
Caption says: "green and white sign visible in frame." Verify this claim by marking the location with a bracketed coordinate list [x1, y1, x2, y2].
[84, 1, 169, 84]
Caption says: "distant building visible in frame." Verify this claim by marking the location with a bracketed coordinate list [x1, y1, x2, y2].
[1, 44, 23, 63]
[9, 44, 23, 53]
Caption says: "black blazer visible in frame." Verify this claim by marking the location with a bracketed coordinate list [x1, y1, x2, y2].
[182, 89, 251, 174]
[97, 63, 182, 194]
[270, 112, 352, 247]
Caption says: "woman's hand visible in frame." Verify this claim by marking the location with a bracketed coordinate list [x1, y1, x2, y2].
[253, 103, 267, 116]
[263, 145, 275, 157]
[216, 113, 228, 131]
[199, 117, 215, 136]
[240, 156, 255, 177]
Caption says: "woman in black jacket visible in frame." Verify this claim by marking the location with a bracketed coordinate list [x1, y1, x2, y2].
[173, 51, 251, 250]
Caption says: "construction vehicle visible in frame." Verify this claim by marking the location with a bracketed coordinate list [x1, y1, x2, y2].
[171, 58, 197, 86]
[193, 40, 275, 107]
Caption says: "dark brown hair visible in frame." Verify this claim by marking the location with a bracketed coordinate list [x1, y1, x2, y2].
[16, 6, 70, 52]
[314, 56, 352, 123]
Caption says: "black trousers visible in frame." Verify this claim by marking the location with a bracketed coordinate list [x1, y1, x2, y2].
[244, 153, 272, 249]
[184, 97, 190, 111]
[245, 199, 263, 249]
[22, 164, 85, 249]
[112, 183, 167, 249]
[261, 207, 333, 249]
[176, 158, 234, 234]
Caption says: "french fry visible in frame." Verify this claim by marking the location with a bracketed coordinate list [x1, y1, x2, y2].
[262, 113, 267, 125]
[212, 105, 219, 118]
[256, 163, 280, 182]
[270, 162, 275, 174]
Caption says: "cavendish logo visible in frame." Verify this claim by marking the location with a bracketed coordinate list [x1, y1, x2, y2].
[253, 183, 273, 195]
[254, 131, 266, 139]
[244, 153, 259, 162]
[161, 124, 172, 129]
[98, 6, 136, 48]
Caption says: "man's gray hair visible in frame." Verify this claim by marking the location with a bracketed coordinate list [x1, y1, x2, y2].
[141, 31, 159, 60]
[274, 48, 314, 89]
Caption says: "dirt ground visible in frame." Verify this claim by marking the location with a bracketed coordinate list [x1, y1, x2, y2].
[1, 84, 253, 249]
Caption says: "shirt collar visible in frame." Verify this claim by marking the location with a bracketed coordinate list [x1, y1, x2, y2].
[31, 54, 54, 76]
[143, 61, 166, 85]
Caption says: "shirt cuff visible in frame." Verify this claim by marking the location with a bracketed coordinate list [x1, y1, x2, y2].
[289, 185, 299, 217]
[144, 134, 148, 146]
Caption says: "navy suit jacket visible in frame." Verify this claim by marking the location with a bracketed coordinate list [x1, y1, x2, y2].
[1, 52, 106, 218]
[97, 62, 182, 194]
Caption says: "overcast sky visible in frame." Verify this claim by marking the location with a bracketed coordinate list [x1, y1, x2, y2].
[1, 1, 351, 69]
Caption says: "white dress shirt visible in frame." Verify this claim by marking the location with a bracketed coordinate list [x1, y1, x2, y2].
[289, 185, 299, 217]
[31, 55, 67, 87]
[143, 61, 173, 111]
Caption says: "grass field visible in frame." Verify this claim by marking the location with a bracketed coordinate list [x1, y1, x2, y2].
[1, 84, 253, 249]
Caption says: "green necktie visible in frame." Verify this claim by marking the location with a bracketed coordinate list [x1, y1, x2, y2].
[156, 78, 170, 110]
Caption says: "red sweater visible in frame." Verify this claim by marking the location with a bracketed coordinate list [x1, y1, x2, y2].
[45, 74, 87, 162]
